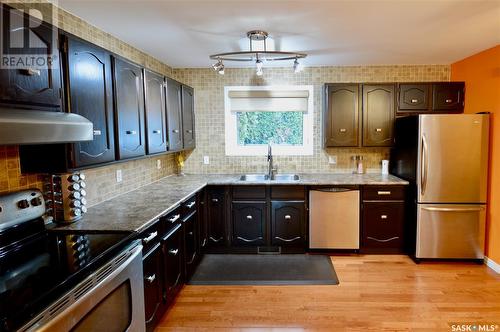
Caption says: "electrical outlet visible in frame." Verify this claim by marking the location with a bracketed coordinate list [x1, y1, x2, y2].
[156, 159, 161, 170]
[328, 155, 337, 165]
[203, 156, 210, 165]
[116, 169, 122, 183]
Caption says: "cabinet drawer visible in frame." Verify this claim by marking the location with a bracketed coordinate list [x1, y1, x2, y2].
[362, 202, 404, 251]
[161, 206, 182, 235]
[232, 186, 266, 200]
[182, 195, 197, 216]
[271, 186, 305, 200]
[362, 186, 405, 201]
[140, 220, 161, 255]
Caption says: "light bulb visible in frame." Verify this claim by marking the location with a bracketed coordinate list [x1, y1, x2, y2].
[256, 59, 263, 76]
[212, 59, 224, 75]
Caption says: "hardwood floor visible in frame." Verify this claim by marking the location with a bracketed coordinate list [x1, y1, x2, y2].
[156, 255, 500, 331]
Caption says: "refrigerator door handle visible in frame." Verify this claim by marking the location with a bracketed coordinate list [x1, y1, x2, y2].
[422, 206, 485, 212]
[421, 134, 428, 196]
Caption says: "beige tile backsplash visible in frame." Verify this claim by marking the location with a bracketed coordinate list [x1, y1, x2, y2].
[172, 66, 450, 174]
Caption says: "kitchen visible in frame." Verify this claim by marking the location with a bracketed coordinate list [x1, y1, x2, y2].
[0, 1, 499, 331]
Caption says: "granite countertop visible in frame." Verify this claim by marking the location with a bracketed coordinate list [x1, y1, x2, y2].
[55, 173, 408, 233]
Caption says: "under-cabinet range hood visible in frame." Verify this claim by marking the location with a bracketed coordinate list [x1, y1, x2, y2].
[0, 109, 93, 145]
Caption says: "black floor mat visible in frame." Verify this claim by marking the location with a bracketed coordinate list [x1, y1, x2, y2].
[188, 254, 339, 285]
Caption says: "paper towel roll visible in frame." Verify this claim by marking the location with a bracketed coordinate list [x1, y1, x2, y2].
[381, 160, 389, 175]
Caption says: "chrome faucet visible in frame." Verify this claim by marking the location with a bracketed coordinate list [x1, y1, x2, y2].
[267, 143, 277, 180]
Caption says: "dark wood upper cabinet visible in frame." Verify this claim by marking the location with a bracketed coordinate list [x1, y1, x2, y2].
[0, 5, 61, 110]
[64, 35, 116, 167]
[432, 82, 464, 111]
[143, 69, 167, 154]
[324, 84, 360, 147]
[232, 202, 266, 246]
[398, 84, 430, 111]
[165, 78, 183, 152]
[362, 84, 395, 147]
[112, 57, 146, 160]
[181, 85, 195, 150]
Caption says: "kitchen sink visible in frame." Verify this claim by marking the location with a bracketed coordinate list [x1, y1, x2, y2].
[239, 174, 269, 181]
[239, 174, 300, 181]
[273, 174, 300, 181]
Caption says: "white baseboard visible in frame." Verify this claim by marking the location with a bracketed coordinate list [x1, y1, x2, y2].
[484, 256, 500, 274]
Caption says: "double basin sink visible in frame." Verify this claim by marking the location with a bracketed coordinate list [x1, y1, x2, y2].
[239, 174, 300, 181]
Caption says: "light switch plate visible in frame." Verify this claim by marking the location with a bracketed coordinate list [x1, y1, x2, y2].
[203, 156, 210, 165]
[328, 155, 337, 164]
[116, 169, 122, 183]
[156, 159, 161, 170]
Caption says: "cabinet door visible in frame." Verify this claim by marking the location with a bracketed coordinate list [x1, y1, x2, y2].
[324, 84, 359, 147]
[161, 223, 184, 305]
[165, 78, 183, 151]
[432, 82, 464, 111]
[362, 202, 404, 253]
[271, 201, 306, 247]
[142, 244, 162, 332]
[198, 190, 208, 252]
[183, 211, 198, 280]
[144, 69, 167, 154]
[398, 84, 430, 111]
[181, 85, 195, 150]
[65, 36, 116, 167]
[113, 57, 146, 159]
[232, 202, 266, 246]
[207, 188, 226, 248]
[0, 5, 61, 109]
[362, 84, 395, 147]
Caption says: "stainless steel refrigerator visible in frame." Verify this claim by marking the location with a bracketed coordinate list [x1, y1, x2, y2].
[390, 114, 489, 260]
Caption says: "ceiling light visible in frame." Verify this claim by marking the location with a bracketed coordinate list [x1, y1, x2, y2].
[212, 59, 225, 75]
[293, 58, 303, 73]
[256, 59, 263, 76]
[209, 30, 307, 73]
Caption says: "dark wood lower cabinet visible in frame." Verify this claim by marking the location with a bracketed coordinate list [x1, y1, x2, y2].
[271, 201, 306, 250]
[206, 188, 226, 250]
[142, 244, 163, 332]
[161, 223, 184, 305]
[232, 202, 266, 246]
[183, 211, 199, 280]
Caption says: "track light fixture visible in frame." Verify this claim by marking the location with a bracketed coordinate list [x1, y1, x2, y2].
[212, 59, 225, 75]
[293, 57, 303, 73]
[256, 58, 263, 76]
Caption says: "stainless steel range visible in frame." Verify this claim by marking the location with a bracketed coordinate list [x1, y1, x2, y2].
[0, 189, 145, 332]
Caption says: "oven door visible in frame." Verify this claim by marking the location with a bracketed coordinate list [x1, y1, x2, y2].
[20, 242, 145, 332]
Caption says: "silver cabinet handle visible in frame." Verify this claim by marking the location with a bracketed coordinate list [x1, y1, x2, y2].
[422, 206, 485, 212]
[186, 201, 196, 209]
[201, 238, 207, 247]
[145, 274, 156, 283]
[126, 130, 137, 135]
[142, 231, 158, 244]
[246, 215, 253, 220]
[211, 198, 219, 203]
[93, 130, 102, 136]
[445, 99, 452, 103]
[339, 128, 347, 133]
[152, 129, 162, 134]
[367, 236, 399, 243]
[421, 134, 428, 196]
[188, 231, 193, 236]
[168, 214, 181, 223]
[375, 128, 382, 132]
[173, 129, 179, 133]
[186, 129, 193, 133]
[275, 236, 301, 242]
[411, 99, 418, 103]
[380, 215, 388, 219]
[377, 191, 391, 195]
[168, 248, 179, 256]
[284, 215, 292, 220]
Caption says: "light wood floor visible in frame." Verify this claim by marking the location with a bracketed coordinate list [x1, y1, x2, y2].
[156, 255, 500, 331]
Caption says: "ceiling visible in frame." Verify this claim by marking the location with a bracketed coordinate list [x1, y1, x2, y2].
[57, 0, 500, 68]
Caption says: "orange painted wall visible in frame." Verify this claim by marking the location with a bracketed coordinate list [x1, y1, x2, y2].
[451, 45, 500, 263]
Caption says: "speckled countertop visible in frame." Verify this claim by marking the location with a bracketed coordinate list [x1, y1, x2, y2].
[55, 173, 408, 233]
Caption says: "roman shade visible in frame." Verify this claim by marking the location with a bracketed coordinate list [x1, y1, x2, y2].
[228, 90, 310, 112]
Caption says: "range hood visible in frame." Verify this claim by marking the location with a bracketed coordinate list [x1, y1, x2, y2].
[0, 109, 93, 145]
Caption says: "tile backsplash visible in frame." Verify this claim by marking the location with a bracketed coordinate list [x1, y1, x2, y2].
[172, 65, 450, 174]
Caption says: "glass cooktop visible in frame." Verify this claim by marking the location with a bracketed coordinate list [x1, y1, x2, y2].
[0, 226, 134, 331]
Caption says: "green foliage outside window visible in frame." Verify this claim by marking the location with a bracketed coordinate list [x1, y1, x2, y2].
[236, 111, 303, 146]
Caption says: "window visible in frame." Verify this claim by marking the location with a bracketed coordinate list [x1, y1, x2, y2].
[225, 86, 314, 156]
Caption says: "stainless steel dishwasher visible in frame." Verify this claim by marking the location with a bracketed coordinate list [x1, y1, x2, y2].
[309, 187, 360, 249]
